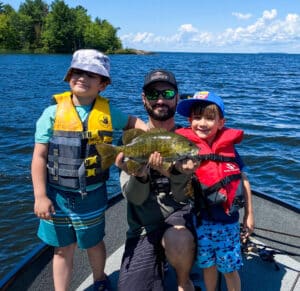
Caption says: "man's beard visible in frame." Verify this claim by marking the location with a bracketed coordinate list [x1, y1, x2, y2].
[145, 103, 176, 121]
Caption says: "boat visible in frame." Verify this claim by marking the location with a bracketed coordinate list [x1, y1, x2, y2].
[0, 190, 299, 291]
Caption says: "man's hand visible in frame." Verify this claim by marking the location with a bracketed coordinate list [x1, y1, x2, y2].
[115, 152, 149, 177]
[173, 158, 200, 175]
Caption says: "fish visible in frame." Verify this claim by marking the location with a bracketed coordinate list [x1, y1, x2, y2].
[95, 128, 199, 171]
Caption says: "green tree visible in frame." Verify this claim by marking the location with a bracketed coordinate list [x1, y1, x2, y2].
[42, 0, 76, 53]
[84, 18, 122, 52]
[1, 0, 125, 53]
[72, 5, 91, 50]
[0, 5, 23, 50]
[18, 0, 48, 50]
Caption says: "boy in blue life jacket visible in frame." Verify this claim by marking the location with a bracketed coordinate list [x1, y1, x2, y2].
[176, 91, 255, 291]
[31, 49, 146, 291]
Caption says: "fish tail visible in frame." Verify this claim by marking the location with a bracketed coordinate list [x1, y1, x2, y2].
[95, 143, 119, 170]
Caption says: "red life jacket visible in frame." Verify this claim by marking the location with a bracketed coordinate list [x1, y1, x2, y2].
[176, 127, 244, 214]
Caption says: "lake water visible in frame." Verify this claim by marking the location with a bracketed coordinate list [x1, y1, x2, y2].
[0, 52, 299, 280]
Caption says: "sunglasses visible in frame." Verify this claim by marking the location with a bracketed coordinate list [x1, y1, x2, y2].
[71, 69, 99, 79]
[145, 89, 177, 101]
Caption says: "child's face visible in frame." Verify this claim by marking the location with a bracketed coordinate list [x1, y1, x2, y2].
[189, 106, 225, 145]
[69, 69, 107, 100]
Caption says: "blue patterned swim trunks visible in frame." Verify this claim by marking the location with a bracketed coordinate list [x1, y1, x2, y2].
[196, 220, 242, 273]
[38, 184, 107, 249]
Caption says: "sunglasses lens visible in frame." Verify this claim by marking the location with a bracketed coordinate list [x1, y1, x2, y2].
[163, 90, 176, 99]
[146, 90, 176, 100]
[146, 91, 159, 100]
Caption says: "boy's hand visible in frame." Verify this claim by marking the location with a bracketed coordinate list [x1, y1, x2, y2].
[34, 196, 56, 220]
[243, 212, 255, 237]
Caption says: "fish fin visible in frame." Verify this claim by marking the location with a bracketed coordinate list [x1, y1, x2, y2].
[122, 128, 146, 145]
[148, 128, 168, 133]
[126, 160, 144, 173]
[162, 161, 172, 171]
[95, 143, 119, 170]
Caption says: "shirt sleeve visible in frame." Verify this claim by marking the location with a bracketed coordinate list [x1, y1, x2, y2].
[119, 170, 150, 205]
[34, 105, 56, 143]
[110, 104, 129, 130]
[234, 148, 245, 170]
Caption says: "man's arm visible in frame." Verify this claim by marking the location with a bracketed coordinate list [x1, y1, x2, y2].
[124, 116, 147, 130]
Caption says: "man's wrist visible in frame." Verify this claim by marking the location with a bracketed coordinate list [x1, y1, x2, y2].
[170, 163, 181, 175]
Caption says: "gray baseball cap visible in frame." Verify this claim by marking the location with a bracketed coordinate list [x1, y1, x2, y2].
[143, 69, 178, 90]
[64, 49, 111, 83]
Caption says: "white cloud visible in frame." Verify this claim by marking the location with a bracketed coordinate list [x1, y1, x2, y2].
[179, 24, 198, 33]
[232, 12, 252, 20]
[262, 9, 277, 20]
[120, 9, 300, 53]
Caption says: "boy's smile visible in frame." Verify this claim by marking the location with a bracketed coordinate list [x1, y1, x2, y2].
[190, 114, 224, 145]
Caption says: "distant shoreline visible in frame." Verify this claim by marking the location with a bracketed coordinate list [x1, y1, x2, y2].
[0, 48, 155, 55]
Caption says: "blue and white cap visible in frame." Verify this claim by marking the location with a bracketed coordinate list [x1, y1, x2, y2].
[64, 49, 111, 83]
[177, 91, 225, 117]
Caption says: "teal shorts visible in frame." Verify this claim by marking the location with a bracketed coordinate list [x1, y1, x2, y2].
[38, 184, 108, 249]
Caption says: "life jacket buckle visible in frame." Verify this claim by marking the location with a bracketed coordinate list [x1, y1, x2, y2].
[82, 131, 92, 139]
[84, 155, 99, 166]
[86, 168, 96, 177]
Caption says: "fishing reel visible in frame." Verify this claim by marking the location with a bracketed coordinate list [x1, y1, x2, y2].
[240, 226, 280, 271]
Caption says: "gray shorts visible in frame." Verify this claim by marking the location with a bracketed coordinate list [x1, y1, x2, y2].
[118, 205, 195, 291]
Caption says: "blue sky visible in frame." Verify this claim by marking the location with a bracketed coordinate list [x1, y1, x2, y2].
[7, 0, 300, 53]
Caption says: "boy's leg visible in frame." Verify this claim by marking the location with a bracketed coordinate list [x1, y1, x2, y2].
[53, 243, 76, 291]
[224, 270, 241, 291]
[87, 240, 106, 281]
[215, 222, 242, 291]
[203, 266, 218, 291]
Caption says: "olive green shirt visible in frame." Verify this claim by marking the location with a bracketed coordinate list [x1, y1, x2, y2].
[120, 169, 192, 238]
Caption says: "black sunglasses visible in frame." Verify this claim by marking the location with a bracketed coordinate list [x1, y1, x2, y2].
[145, 89, 177, 101]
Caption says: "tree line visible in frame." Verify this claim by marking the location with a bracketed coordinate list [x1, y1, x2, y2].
[0, 0, 125, 53]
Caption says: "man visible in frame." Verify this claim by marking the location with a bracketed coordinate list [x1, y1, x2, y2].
[115, 69, 198, 291]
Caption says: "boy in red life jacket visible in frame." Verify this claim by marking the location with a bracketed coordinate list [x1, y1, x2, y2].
[31, 49, 146, 291]
[176, 91, 254, 291]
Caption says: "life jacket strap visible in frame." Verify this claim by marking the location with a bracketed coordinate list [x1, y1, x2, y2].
[203, 173, 242, 196]
[47, 164, 102, 177]
[47, 165, 75, 176]
[81, 130, 113, 141]
[48, 155, 82, 166]
[198, 154, 236, 162]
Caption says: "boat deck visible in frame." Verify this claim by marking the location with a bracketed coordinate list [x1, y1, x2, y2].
[76, 237, 300, 291]
[2, 192, 299, 291]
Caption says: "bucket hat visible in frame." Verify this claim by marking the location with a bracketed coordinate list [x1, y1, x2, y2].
[64, 49, 111, 83]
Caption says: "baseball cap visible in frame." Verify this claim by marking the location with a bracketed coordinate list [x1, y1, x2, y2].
[64, 49, 111, 83]
[143, 69, 178, 90]
[177, 91, 225, 117]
